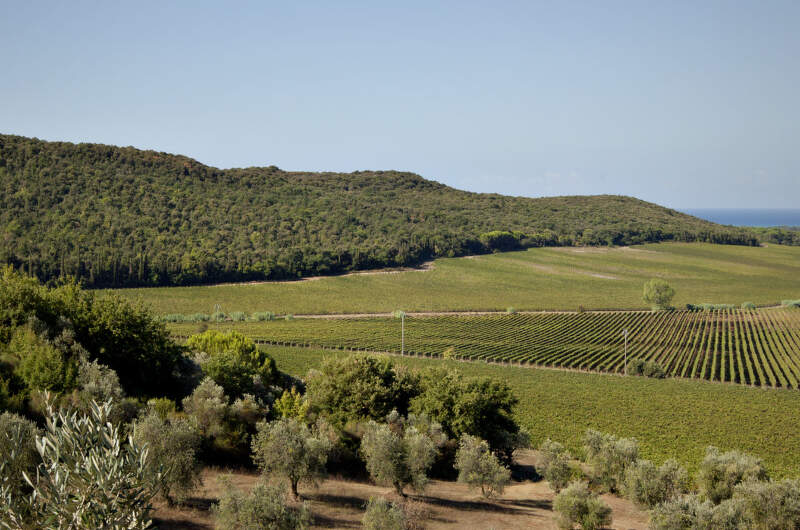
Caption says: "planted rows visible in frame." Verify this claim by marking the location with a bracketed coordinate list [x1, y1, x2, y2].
[169, 308, 800, 388]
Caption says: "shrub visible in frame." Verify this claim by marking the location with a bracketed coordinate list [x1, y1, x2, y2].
[9, 327, 78, 394]
[583, 429, 638, 493]
[536, 439, 573, 492]
[285, 314, 295, 321]
[454, 434, 511, 498]
[506, 307, 517, 314]
[698, 446, 768, 504]
[162, 313, 186, 323]
[274, 387, 310, 422]
[133, 411, 202, 505]
[146, 397, 177, 419]
[782, 299, 800, 308]
[189, 312, 211, 322]
[732, 478, 800, 528]
[627, 359, 666, 378]
[649, 494, 714, 530]
[361, 415, 440, 496]
[0, 412, 39, 507]
[211, 475, 311, 530]
[623, 458, 689, 508]
[211, 311, 227, 322]
[252, 417, 332, 499]
[230, 311, 247, 322]
[187, 330, 278, 398]
[741, 301, 756, 310]
[643, 279, 675, 310]
[553, 481, 612, 530]
[251, 311, 275, 322]
[183, 377, 228, 437]
[3, 397, 158, 528]
[362, 497, 405, 530]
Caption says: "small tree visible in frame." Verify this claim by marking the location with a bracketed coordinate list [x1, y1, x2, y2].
[361, 497, 405, 530]
[583, 430, 638, 493]
[733, 478, 800, 529]
[360, 415, 440, 496]
[643, 279, 675, 311]
[536, 439, 573, 492]
[251, 417, 331, 499]
[454, 434, 511, 498]
[649, 494, 715, 530]
[623, 458, 689, 508]
[183, 377, 228, 437]
[553, 481, 612, 530]
[133, 411, 202, 505]
[0, 411, 39, 517]
[698, 446, 768, 504]
[274, 387, 311, 423]
[211, 475, 311, 530]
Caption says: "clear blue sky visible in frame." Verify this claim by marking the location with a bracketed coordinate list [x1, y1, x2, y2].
[2, 1, 798, 208]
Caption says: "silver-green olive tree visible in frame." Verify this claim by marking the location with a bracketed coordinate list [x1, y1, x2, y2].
[643, 279, 676, 311]
[454, 434, 511, 498]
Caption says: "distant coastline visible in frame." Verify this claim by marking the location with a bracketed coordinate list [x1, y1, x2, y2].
[682, 208, 800, 228]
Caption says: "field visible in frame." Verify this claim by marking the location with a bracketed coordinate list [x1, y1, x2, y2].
[262, 345, 800, 479]
[169, 307, 800, 388]
[113, 243, 800, 315]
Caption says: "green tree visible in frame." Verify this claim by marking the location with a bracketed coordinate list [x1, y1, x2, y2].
[251, 417, 331, 499]
[553, 481, 612, 530]
[698, 446, 768, 504]
[536, 439, 573, 493]
[643, 278, 676, 310]
[211, 475, 311, 530]
[454, 434, 511, 498]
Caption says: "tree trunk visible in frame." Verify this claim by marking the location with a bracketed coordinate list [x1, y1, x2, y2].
[291, 480, 299, 500]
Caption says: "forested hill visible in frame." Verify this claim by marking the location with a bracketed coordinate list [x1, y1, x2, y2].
[1, 134, 760, 288]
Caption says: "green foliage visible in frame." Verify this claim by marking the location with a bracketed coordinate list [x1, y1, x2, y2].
[623, 458, 689, 508]
[649, 494, 715, 530]
[133, 411, 202, 505]
[583, 429, 639, 493]
[0, 412, 39, 509]
[146, 397, 177, 420]
[733, 478, 800, 529]
[536, 439, 574, 492]
[360, 414, 440, 496]
[1, 398, 158, 529]
[252, 311, 275, 322]
[552, 481, 613, 530]
[741, 301, 756, 310]
[410, 367, 523, 462]
[251, 417, 331, 499]
[305, 355, 419, 428]
[7, 327, 78, 394]
[643, 278, 676, 310]
[274, 387, 310, 423]
[783, 299, 800, 308]
[454, 434, 511, 498]
[211, 475, 311, 530]
[627, 359, 666, 378]
[361, 497, 405, 530]
[187, 330, 277, 398]
[698, 446, 768, 504]
[182, 378, 228, 437]
[0, 135, 762, 289]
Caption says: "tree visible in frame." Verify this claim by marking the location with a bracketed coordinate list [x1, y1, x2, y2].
[133, 411, 202, 505]
[536, 439, 573, 492]
[583, 430, 638, 493]
[182, 377, 228, 437]
[306, 355, 419, 428]
[698, 446, 768, 504]
[0, 412, 39, 512]
[361, 497, 405, 530]
[274, 387, 310, 423]
[454, 434, 511, 498]
[187, 330, 277, 399]
[251, 417, 331, 499]
[643, 278, 676, 310]
[553, 481, 612, 530]
[211, 475, 311, 530]
[623, 458, 689, 508]
[360, 415, 441, 497]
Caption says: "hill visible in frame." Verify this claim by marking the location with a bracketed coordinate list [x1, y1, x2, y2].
[0, 134, 758, 288]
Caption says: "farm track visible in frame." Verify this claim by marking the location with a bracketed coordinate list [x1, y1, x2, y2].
[171, 307, 800, 389]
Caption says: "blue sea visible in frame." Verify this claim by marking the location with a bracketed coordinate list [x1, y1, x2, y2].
[682, 209, 800, 228]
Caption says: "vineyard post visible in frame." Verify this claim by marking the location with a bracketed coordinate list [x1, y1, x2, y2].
[622, 328, 628, 375]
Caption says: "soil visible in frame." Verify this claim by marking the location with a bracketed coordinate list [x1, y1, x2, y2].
[152, 451, 649, 529]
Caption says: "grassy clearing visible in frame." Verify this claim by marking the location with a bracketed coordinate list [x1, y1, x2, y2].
[264, 345, 800, 480]
[113, 243, 800, 315]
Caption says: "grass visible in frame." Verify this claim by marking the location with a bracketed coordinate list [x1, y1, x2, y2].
[263, 345, 800, 480]
[112, 243, 800, 315]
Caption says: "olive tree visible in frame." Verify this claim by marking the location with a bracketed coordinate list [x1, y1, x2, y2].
[454, 434, 511, 498]
[536, 439, 573, 492]
[211, 475, 311, 530]
[251, 417, 332, 499]
[698, 446, 768, 504]
[583, 430, 638, 493]
[623, 458, 689, 508]
[643, 279, 676, 311]
[553, 481, 612, 530]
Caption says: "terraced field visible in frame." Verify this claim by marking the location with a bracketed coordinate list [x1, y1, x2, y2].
[170, 307, 800, 388]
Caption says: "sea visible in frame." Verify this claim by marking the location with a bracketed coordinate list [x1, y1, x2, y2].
[682, 209, 800, 228]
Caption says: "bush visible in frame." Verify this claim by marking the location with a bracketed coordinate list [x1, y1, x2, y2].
[506, 307, 517, 314]
[162, 313, 187, 323]
[187, 330, 278, 398]
[274, 387, 311, 422]
[649, 494, 714, 530]
[536, 439, 573, 492]
[454, 434, 511, 498]
[211, 475, 311, 530]
[252, 311, 275, 322]
[553, 481, 612, 530]
[732, 478, 800, 528]
[133, 411, 202, 505]
[229, 311, 248, 322]
[361, 414, 441, 496]
[146, 397, 177, 419]
[8, 327, 78, 394]
[183, 377, 228, 437]
[189, 312, 211, 322]
[583, 429, 638, 493]
[643, 279, 675, 311]
[623, 458, 689, 508]
[741, 301, 756, 310]
[626, 359, 666, 378]
[285, 314, 295, 321]
[251, 417, 331, 499]
[0, 412, 39, 507]
[2, 397, 158, 529]
[782, 299, 800, 308]
[698, 446, 768, 504]
[211, 311, 227, 322]
[362, 497, 404, 530]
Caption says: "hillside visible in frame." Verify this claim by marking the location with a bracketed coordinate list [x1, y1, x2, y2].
[0, 134, 758, 288]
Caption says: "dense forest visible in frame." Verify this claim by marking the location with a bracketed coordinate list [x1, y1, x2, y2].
[0, 134, 762, 288]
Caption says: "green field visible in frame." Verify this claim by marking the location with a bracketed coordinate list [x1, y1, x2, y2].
[169, 307, 800, 388]
[114, 243, 800, 315]
[264, 345, 800, 479]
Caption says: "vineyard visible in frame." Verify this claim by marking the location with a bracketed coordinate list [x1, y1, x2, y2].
[169, 307, 800, 388]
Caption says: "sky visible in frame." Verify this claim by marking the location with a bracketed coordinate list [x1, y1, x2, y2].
[1, 1, 798, 208]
